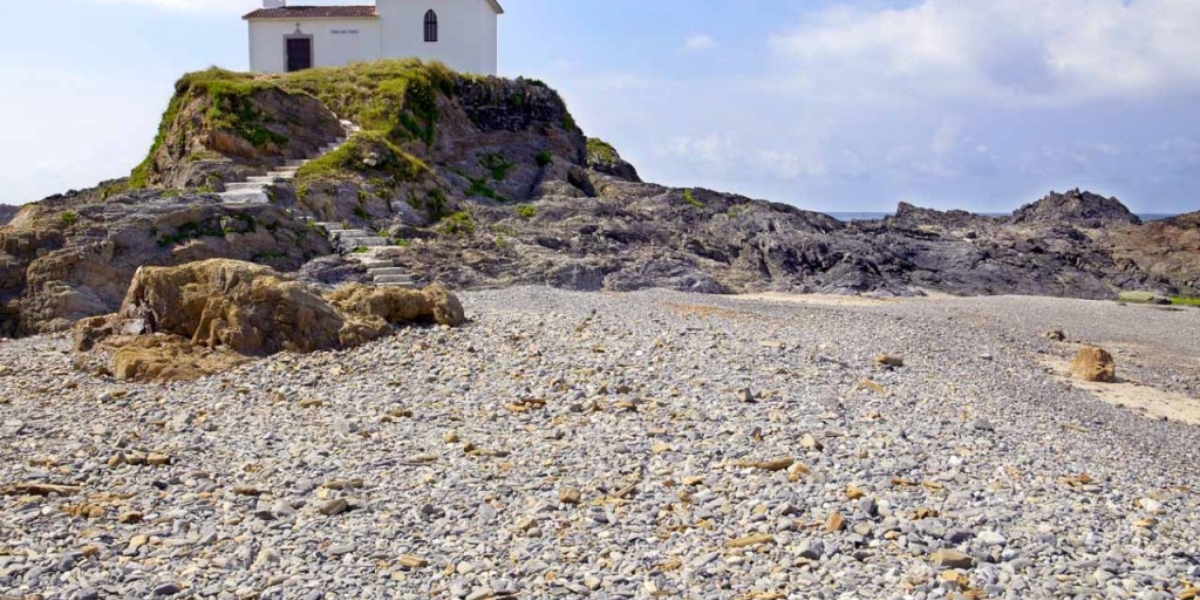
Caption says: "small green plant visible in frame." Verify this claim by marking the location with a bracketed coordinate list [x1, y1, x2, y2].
[252, 251, 284, 262]
[535, 150, 553, 168]
[1172, 296, 1200, 307]
[467, 177, 508, 203]
[393, 237, 412, 247]
[156, 219, 226, 247]
[515, 205, 536, 219]
[357, 189, 369, 202]
[353, 205, 369, 220]
[683, 189, 704, 208]
[352, 245, 370, 254]
[480, 153, 514, 181]
[60, 211, 79, 226]
[437, 211, 475, 236]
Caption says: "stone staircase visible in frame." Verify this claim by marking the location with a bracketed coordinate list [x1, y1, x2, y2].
[312, 221, 418, 289]
[219, 120, 361, 205]
[214, 118, 416, 289]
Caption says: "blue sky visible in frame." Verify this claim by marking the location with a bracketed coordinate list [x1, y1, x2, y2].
[2, 0, 1199, 214]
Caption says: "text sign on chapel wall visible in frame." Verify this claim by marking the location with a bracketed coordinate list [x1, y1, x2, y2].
[331, 29, 360, 35]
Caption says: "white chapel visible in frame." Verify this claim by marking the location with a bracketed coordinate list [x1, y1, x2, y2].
[244, 0, 502, 76]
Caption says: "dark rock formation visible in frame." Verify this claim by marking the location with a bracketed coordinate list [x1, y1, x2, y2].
[1012, 189, 1142, 228]
[4, 61, 1195, 336]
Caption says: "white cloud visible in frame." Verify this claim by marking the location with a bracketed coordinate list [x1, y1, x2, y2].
[770, 0, 1200, 106]
[683, 34, 716, 53]
[654, 134, 826, 180]
[78, 0, 253, 13]
[657, 135, 733, 165]
[76, 0, 374, 14]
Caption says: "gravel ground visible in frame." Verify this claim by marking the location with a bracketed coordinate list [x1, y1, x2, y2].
[1, 287, 1198, 600]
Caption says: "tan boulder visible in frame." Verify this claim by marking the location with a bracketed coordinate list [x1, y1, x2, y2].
[111, 334, 252, 382]
[76, 259, 465, 381]
[1069, 345, 1117, 383]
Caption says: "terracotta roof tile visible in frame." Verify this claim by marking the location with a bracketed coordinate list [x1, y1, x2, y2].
[243, 6, 377, 20]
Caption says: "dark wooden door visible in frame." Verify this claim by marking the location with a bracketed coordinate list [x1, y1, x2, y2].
[286, 38, 312, 72]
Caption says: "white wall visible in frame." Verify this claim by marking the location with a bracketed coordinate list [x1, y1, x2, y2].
[376, 0, 498, 75]
[247, 0, 498, 75]
[248, 18, 381, 74]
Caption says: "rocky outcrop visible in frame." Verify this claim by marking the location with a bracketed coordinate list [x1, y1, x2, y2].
[0, 205, 18, 226]
[1012, 189, 1141, 228]
[76, 259, 465, 380]
[132, 69, 345, 189]
[586, 138, 640, 183]
[1105, 211, 1200, 296]
[1, 189, 330, 336]
[6, 60, 1193, 340]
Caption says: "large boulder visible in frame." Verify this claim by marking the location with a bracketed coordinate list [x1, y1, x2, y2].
[76, 259, 465, 380]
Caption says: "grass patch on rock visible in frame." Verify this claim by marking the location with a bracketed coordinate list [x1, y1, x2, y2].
[586, 138, 618, 166]
[296, 131, 429, 186]
[437, 211, 475, 236]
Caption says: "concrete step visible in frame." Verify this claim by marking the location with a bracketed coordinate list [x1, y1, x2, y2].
[245, 176, 277, 185]
[284, 160, 307, 168]
[313, 222, 343, 231]
[368, 267, 409, 277]
[225, 182, 265, 193]
[342, 237, 390, 248]
[374, 275, 415, 284]
[267, 171, 297, 180]
[376, 281, 419, 289]
[219, 190, 270, 204]
[358, 259, 394, 269]
[332, 229, 371, 239]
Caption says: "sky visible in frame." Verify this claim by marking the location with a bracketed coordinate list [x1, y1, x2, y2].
[1, 0, 1199, 214]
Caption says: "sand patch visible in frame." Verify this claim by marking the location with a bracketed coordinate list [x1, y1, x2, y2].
[665, 303, 748, 319]
[1041, 356, 1200, 426]
[735, 293, 895, 307]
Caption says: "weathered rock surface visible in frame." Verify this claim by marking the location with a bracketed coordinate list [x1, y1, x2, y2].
[75, 259, 464, 380]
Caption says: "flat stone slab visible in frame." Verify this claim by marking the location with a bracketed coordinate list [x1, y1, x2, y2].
[224, 182, 265, 193]
[368, 267, 409, 277]
[374, 275, 415, 284]
[342, 237, 390, 248]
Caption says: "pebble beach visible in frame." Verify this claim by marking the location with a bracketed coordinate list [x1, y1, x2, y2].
[1, 287, 1198, 600]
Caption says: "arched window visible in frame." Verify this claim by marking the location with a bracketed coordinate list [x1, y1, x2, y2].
[424, 10, 438, 43]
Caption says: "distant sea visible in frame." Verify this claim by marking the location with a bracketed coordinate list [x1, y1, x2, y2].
[826, 211, 1179, 223]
